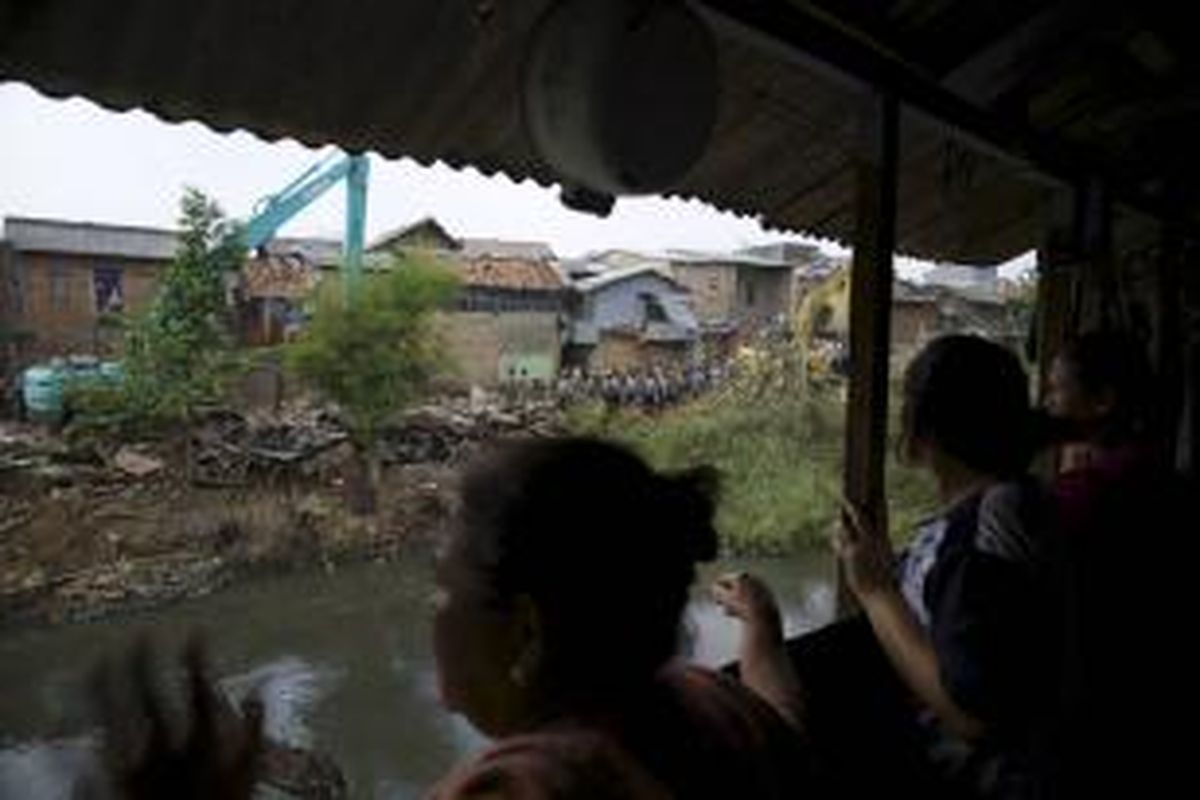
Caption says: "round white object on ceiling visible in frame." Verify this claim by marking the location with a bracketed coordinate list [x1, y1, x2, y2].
[523, 0, 718, 198]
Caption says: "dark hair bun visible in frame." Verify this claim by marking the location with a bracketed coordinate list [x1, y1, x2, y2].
[459, 437, 724, 684]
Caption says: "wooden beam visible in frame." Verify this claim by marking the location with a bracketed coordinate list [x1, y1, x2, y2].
[839, 91, 898, 614]
[940, 1, 1096, 105]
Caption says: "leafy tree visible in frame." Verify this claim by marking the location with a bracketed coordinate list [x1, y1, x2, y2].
[75, 188, 245, 442]
[287, 254, 459, 513]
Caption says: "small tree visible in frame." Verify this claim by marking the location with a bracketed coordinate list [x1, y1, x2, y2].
[287, 254, 459, 513]
[76, 189, 245, 446]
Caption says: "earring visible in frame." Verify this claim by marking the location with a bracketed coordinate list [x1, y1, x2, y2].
[509, 662, 528, 688]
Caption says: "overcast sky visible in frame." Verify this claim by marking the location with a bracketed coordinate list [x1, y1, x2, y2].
[0, 82, 1032, 279]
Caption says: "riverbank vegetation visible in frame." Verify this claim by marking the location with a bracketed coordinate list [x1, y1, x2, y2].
[567, 380, 937, 555]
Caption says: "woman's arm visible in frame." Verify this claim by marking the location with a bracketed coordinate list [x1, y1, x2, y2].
[856, 587, 985, 740]
[833, 508, 986, 741]
[711, 573, 807, 730]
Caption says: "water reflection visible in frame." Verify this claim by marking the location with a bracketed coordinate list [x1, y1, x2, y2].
[222, 655, 342, 748]
[0, 556, 831, 798]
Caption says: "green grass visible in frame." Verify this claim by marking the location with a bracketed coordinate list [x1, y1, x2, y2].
[566, 387, 937, 555]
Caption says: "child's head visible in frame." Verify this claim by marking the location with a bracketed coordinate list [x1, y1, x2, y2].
[433, 437, 719, 735]
[1047, 330, 1154, 444]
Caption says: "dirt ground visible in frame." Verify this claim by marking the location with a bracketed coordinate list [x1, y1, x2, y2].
[0, 397, 560, 628]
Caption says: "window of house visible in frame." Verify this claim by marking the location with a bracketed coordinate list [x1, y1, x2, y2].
[5, 260, 25, 315]
[50, 265, 71, 311]
[93, 266, 124, 313]
[743, 278, 757, 307]
[641, 293, 669, 324]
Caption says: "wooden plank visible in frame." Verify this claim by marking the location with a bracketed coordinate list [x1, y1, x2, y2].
[839, 91, 898, 615]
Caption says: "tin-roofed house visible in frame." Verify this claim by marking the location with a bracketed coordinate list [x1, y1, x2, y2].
[566, 264, 698, 372]
[661, 249, 798, 333]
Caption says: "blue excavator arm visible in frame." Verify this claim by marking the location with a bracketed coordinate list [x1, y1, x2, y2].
[242, 152, 369, 294]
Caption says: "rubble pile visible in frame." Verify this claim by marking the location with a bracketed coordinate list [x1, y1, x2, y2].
[0, 392, 564, 629]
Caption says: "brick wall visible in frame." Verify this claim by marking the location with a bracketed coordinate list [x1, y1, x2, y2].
[2, 251, 164, 358]
[737, 268, 792, 322]
[592, 333, 690, 372]
[672, 264, 736, 323]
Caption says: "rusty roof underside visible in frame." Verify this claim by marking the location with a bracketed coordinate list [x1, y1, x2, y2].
[2, 0, 1196, 265]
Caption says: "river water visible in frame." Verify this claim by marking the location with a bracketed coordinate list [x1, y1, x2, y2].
[0, 555, 834, 799]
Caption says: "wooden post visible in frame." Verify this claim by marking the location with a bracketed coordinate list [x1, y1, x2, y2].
[1179, 238, 1200, 476]
[1156, 225, 1185, 464]
[1034, 181, 1114, 400]
[839, 91, 898, 615]
[1077, 179, 1117, 332]
[1034, 189, 1079, 401]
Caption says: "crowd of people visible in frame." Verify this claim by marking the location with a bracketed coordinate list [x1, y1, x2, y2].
[554, 362, 736, 411]
[81, 330, 1187, 799]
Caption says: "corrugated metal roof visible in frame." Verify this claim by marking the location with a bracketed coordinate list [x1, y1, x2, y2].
[460, 238, 555, 262]
[365, 218, 554, 263]
[1, 215, 342, 266]
[368, 217, 459, 253]
[739, 242, 824, 266]
[663, 248, 794, 269]
[459, 256, 562, 292]
[1, 1, 1192, 265]
[3, 216, 177, 260]
[574, 264, 685, 294]
[266, 237, 343, 267]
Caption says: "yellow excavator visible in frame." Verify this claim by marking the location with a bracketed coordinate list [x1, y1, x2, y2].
[792, 266, 851, 384]
[725, 266, 850, 397]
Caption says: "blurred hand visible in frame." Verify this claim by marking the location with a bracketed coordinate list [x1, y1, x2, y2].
[89, 634, 263, 800]
[832, 498, 896, 599]
[711, 571, 782, 634]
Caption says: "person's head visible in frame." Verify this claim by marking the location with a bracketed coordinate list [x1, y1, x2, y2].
[433, 437, 719, 737]
[900, 335, 1033, 480]
[1047, 330, 1154, 444]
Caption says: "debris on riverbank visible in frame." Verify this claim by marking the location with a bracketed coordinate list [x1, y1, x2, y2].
[0, 393, 563, 629]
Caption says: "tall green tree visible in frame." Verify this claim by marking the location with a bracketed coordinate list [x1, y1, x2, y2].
[287, 254, 459, 513]
[117, 188, 245, 433]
